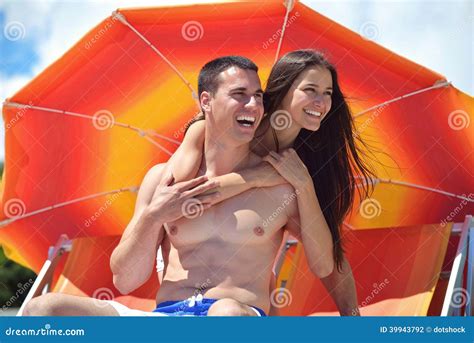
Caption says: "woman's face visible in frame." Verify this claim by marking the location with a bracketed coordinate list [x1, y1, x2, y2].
[280, 66, 333, 131]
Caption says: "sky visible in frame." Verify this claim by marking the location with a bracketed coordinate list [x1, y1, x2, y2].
[0, 0, 472, 161]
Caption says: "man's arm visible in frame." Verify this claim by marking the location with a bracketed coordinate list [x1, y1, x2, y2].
[320, 258, 360, 316]
[167, 119, 285, 203]
[110, 164, 167, 295]
[110, 165, 220, 295]
[204, 162, 286, 204]
[167, 120, 205, 183]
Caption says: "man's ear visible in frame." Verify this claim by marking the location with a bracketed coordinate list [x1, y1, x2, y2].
[200, 91, 212, 114]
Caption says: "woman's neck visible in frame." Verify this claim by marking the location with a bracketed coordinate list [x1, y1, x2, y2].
[261, 116, 301, 152]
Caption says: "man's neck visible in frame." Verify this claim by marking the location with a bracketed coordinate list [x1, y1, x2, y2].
[201, 134, 251, 177]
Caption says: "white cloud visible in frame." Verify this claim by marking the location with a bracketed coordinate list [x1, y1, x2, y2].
[2, 0, 227, 95]
[0, 74, 30, 103]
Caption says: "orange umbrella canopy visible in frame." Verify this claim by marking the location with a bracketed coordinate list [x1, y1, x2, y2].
[1, 0, 472, 276]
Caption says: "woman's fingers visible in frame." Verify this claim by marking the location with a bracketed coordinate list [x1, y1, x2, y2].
[269, 151, 282, 161]
[263, 155, 282, 172]
[175, 175, 209, 192]
[182, 180, 220, 198]
[262, 155, 272, 164]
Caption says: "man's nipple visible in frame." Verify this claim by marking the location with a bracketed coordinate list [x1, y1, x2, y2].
[169, 225, 178, 235]
[253, 226, 265, 236]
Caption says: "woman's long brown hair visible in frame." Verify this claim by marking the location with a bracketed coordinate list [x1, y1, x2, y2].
[264, 50, 376, 271]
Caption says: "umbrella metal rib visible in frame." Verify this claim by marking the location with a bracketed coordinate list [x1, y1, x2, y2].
[4, 79, 453, 154]
[356, 177, 474, 203]
[112, 10, 200, 110]
[354, 81, 451, 118]
[3, 101, 180, 155]
[275, 0, 295, 64]
[1, 177, 470, 229]
[0, 186, 138, 228]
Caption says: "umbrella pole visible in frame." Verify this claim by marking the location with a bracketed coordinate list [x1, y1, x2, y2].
[16, 234, 72, 316]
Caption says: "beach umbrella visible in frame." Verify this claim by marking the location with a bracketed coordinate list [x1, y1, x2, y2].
[1, 0, 472, 285]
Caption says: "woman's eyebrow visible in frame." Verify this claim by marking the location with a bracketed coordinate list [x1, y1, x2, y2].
[305, 82, 333, 90]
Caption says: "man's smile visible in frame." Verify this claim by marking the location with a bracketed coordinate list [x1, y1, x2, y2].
[236, 114, 257, 127]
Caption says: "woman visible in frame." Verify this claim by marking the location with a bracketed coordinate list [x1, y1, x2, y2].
[166, 49, 376, 315]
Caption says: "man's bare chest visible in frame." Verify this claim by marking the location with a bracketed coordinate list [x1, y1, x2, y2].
[164, 188, 292, 247]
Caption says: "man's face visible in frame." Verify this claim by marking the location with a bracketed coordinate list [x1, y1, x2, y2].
[201, 66, 264, 145]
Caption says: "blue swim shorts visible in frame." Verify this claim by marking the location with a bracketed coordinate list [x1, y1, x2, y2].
[152, 294, 267, 316]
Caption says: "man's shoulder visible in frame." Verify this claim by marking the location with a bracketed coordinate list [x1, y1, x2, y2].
[140, 163, 167, 189]
[147, 163, 167, 176]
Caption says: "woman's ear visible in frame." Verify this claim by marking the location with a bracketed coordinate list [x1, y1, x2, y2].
[200, 91, 211, 113]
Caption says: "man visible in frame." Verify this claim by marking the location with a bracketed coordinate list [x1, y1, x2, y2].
[23, 56, 336, 316]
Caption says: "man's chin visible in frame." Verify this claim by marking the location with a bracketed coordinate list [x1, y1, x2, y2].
[232, 126, 257, 141]
[232, 132, 255, 144]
